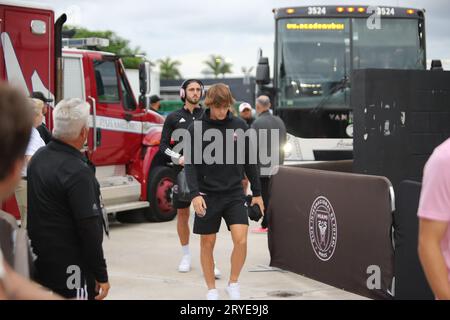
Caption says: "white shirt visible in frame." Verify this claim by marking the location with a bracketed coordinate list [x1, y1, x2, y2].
[22, 127, 45, 177]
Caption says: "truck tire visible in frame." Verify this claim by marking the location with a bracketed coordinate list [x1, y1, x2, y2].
[144, 166, 176, 222]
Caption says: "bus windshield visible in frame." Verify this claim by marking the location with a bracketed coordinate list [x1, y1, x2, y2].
[276, 17, 424, 109]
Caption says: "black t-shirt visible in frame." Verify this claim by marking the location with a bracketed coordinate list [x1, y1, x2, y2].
[27, 139, 108, 288]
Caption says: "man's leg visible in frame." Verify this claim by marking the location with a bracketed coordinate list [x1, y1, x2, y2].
[14, 179, 27, 229]
[200, 234, 216, 290]
[226, 224, 248, 300]
[177, 207, 190, 246]
[229, 224, 248, 283]
[260, 177, 270, 229]
[177, 206, 191, 272]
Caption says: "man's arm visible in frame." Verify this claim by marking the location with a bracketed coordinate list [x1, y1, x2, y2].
[159, 114, 182, 161]
[244, 126, 261, 197]
[76, 216, 109, 300]
[184, 124, 200, 199]
[418, 218, 450, 300]
[244, 126, 264, 213]
[184, 124, 205, 215]
[66, 168, 109, 299]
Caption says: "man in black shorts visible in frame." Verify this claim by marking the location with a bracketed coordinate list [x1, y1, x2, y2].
[159, 79, 220, 278]
[185, 83, 264, 300]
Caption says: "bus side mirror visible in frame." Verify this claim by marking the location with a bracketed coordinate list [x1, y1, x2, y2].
[139, 61, 151, 109]
[430, 60, 443, 71]
[256, 57, 270, 85]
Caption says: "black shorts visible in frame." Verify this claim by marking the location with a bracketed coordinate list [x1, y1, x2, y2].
[193, 194, 249, 235]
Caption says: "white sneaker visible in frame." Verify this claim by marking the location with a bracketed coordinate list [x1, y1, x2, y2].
[206, 289, 220, 300]
[226, 282, 240, 300]
[214, 264, 222, 279]
[178, 254, 191, 272]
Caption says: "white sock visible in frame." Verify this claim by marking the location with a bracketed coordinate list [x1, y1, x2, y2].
[182, 245, 190, 256]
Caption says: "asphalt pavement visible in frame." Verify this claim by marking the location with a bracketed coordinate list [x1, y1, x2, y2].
[103, 213, 366, 300]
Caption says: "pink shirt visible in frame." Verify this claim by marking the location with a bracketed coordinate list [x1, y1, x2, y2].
[418, 138, 450, 283]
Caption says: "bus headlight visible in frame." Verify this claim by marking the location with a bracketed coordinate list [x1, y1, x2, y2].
[284, 142, 293, 156]
[346, 124, 354, 137]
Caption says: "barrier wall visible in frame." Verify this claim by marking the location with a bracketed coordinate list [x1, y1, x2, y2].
[352, 69, 450, 190]
[268, 165, 394, 299]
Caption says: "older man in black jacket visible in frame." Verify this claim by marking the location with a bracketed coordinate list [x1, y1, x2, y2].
[251, 95, 287, 231]
[27, 98, 109, 300]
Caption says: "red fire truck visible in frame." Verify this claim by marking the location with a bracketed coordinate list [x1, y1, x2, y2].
[1, 2, 176, 222]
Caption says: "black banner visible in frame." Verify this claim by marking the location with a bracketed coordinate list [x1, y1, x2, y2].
[352, 69, 450, 190]
[268, 165, 394, 299]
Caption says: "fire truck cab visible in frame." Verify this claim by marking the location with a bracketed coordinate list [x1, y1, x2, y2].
[1, 2, 177, 222]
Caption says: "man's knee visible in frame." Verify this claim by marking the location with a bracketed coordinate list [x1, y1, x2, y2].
[233, 237, 247, 247]
[177, 208, 190, 220]
[201, 235, 216, 250]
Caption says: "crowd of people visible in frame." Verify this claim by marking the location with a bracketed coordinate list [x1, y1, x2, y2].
[0, 78, 286, 300]
[1, 77, 449, 301]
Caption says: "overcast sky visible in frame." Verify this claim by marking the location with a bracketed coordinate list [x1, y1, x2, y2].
[31, 0, 450, 77]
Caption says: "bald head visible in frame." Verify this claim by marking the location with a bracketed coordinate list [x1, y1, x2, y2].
[256, 95, 271, 115]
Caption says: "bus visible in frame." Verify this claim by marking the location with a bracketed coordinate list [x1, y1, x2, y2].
[256, 5, 426, 162]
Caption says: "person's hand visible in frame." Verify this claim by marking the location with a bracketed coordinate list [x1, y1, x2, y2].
[95, 281, 110, 300]
[251, 196, 265, 216]
[192, 195, 207, 216]
[178, 156, 185, 166]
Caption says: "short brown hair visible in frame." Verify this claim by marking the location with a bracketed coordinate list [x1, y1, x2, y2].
[0, 82, 33, 180]
[204, 83, 235, 109]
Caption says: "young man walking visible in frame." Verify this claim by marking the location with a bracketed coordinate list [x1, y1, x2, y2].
[184, 83, 264, 300]
[159, 79, 220, 277]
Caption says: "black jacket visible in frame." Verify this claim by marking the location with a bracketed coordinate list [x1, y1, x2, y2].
[159, 106, 204, 161]
[251, 110, 287, 177]
[37, 123, 52, 144]
[27, 139, 108, 289]
[185, 109, 261, 198]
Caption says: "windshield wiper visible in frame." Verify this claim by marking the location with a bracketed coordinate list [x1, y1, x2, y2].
[310, 44, 350, 114]
[309, 76, 350, 114]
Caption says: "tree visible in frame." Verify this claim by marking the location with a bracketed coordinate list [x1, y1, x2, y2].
[202, 55, 233, 78]
[63, 26, 146, 69]
[158, 57, 182, 80]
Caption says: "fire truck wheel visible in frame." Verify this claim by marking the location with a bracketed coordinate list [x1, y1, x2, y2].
[145, 166, 176, 222]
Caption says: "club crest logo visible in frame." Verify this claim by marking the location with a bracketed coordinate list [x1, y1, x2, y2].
[309, 196, 338, 261]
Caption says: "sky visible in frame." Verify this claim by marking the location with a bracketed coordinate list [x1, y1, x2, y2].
[29, 0, 450, 77]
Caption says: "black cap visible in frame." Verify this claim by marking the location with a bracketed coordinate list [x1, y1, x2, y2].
[32, 91, 53, 103]
[150, 95, 163, 104]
